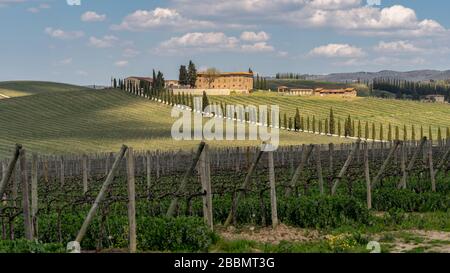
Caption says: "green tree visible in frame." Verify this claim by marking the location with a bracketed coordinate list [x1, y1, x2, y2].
[411, 125, 416, 142]
[388, 124, 392, 142]
[338, 119, 342, 137]
[202, 91, 209, 111]
[403, 125, 407, 141]
[420, 126, 424, 140]
[395, 126, 399, 141]
[372, 123, 376, 141]
[329, 108, 335, 135]
[379, 123, 384, 141]
[288, 117, 293, 130]
[294, 108, 301, 131]
[179, 65, 189, 86]
[429, 126, 433, 141]
[188, 60, 197, 88]
[365, 122, 369, 140]
[283, 113, 287, 129]
[312, 115, 316, 133]
[438, 127, 442, 142]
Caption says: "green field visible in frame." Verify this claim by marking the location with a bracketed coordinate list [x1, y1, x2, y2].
[210, 92, 450, 140]
[0, 81, 349, 159]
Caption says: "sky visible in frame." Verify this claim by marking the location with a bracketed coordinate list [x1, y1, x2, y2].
[1, 0, 450, 85]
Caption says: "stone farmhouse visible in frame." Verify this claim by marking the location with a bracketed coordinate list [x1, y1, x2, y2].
[277, 86, 357, 98]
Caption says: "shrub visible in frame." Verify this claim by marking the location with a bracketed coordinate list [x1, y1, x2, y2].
[0, 239, 64, 253]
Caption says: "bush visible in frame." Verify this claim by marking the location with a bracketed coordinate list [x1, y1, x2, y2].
[373, 189, 450, 212]
[137, 217, 217, 252]
[0, 239, 64, 253]
[280, 195, 371, 228]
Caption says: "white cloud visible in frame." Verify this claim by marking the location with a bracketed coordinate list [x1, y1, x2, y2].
[241, 42, 274, 52]
[45, 27, 84, 40]
[374, 41, 422, 53]
[158, 31, 278, 55]
[309, 43, 365, 58]
[123, 48, 140, 58]
[88, 35, 118, 48]
[112, 7, 215, 31]
[60, 58, 72, 65]
[28, 3, 50, 12]
[115, 60, 129, 67]
[81, 11, 106, 22]
[160, 32, 239, 51]
[240, 31, 270, 42]
[308, 0, 361, 10]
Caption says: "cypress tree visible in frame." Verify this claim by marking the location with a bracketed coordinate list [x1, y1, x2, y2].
[388, 124, 392, 141]
[202, 91, 209, 111]
[357, 120, 362, 139]
[312, 115, 316, 133]
[288, 117, 293, 130]
[294, 108, 301, 131]
[372, 123, 376, 141]
[447, 127, 450, 140]
[188, 60, 197, 88]
[403, 125, 408, 141]
[329, 108, 335, 135]
[319, 120, 323, 135]
[438, 127, 442, 142]
[352, 120, 356, 137]
[301, 117, 305, 131]
[307, 116, 310, 132]
[429, 126, 433, 141]
[420, 126, 424, 139]
[283, 113, 288, 129]
[338, 119, 342, 137]
[380, 123, 384, 141]
[325, 118, 329, 135]
[411, 125, 416, 142]
[365, 121, 369, 140]
[395, 126, 399, 141]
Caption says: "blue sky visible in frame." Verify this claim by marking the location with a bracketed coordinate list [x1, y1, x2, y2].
[1, 0, 450, 85]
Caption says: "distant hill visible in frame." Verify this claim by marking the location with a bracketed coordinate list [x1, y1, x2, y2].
[305, 70, 450, 83]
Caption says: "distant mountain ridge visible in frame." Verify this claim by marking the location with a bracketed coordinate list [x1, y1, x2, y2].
[305, 70, 450, 83]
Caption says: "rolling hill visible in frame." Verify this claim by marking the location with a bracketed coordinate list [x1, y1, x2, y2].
[0, 81, 349, 159]
[210, 92, 450, 140]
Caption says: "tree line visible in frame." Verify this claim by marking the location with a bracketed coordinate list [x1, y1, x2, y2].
[372, 78, 450, 101]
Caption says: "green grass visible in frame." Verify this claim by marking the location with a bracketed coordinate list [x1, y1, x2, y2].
[0, 81, 350, 158]
[0, 81, 86, 98]
[210, 92, 450, 140]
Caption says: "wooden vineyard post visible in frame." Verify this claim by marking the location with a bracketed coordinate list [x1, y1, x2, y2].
[146, 151, 152, 198]
[331, 140, 361, 196]
[20, 149, 33, 241]
[60, 156, 65, 188]
[372, 141, 400, 188]
[31, 153, 39, 238]
[126, 147, 137, 253]
[82, 155, 88, 194]
[268, 150, 278, 229]
[429, 143, 436, 192]
[286, 145, 314, 197]
[199, 145, 213, 231]
[74, 145, 128, 246]
[0, 144, 22, 199]
[399, 142, 407, 189]
[225, 147, 265, 227]
[166, 142, 206, 217]
[329, 143, 334, 175]
[315, 145, 325, 195]
[364, 142, 372, 209]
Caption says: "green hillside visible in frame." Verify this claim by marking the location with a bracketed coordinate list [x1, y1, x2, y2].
[0, 81, 87, 98]
[0, 82, 349, 158]
[210, 92, 450, 140]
